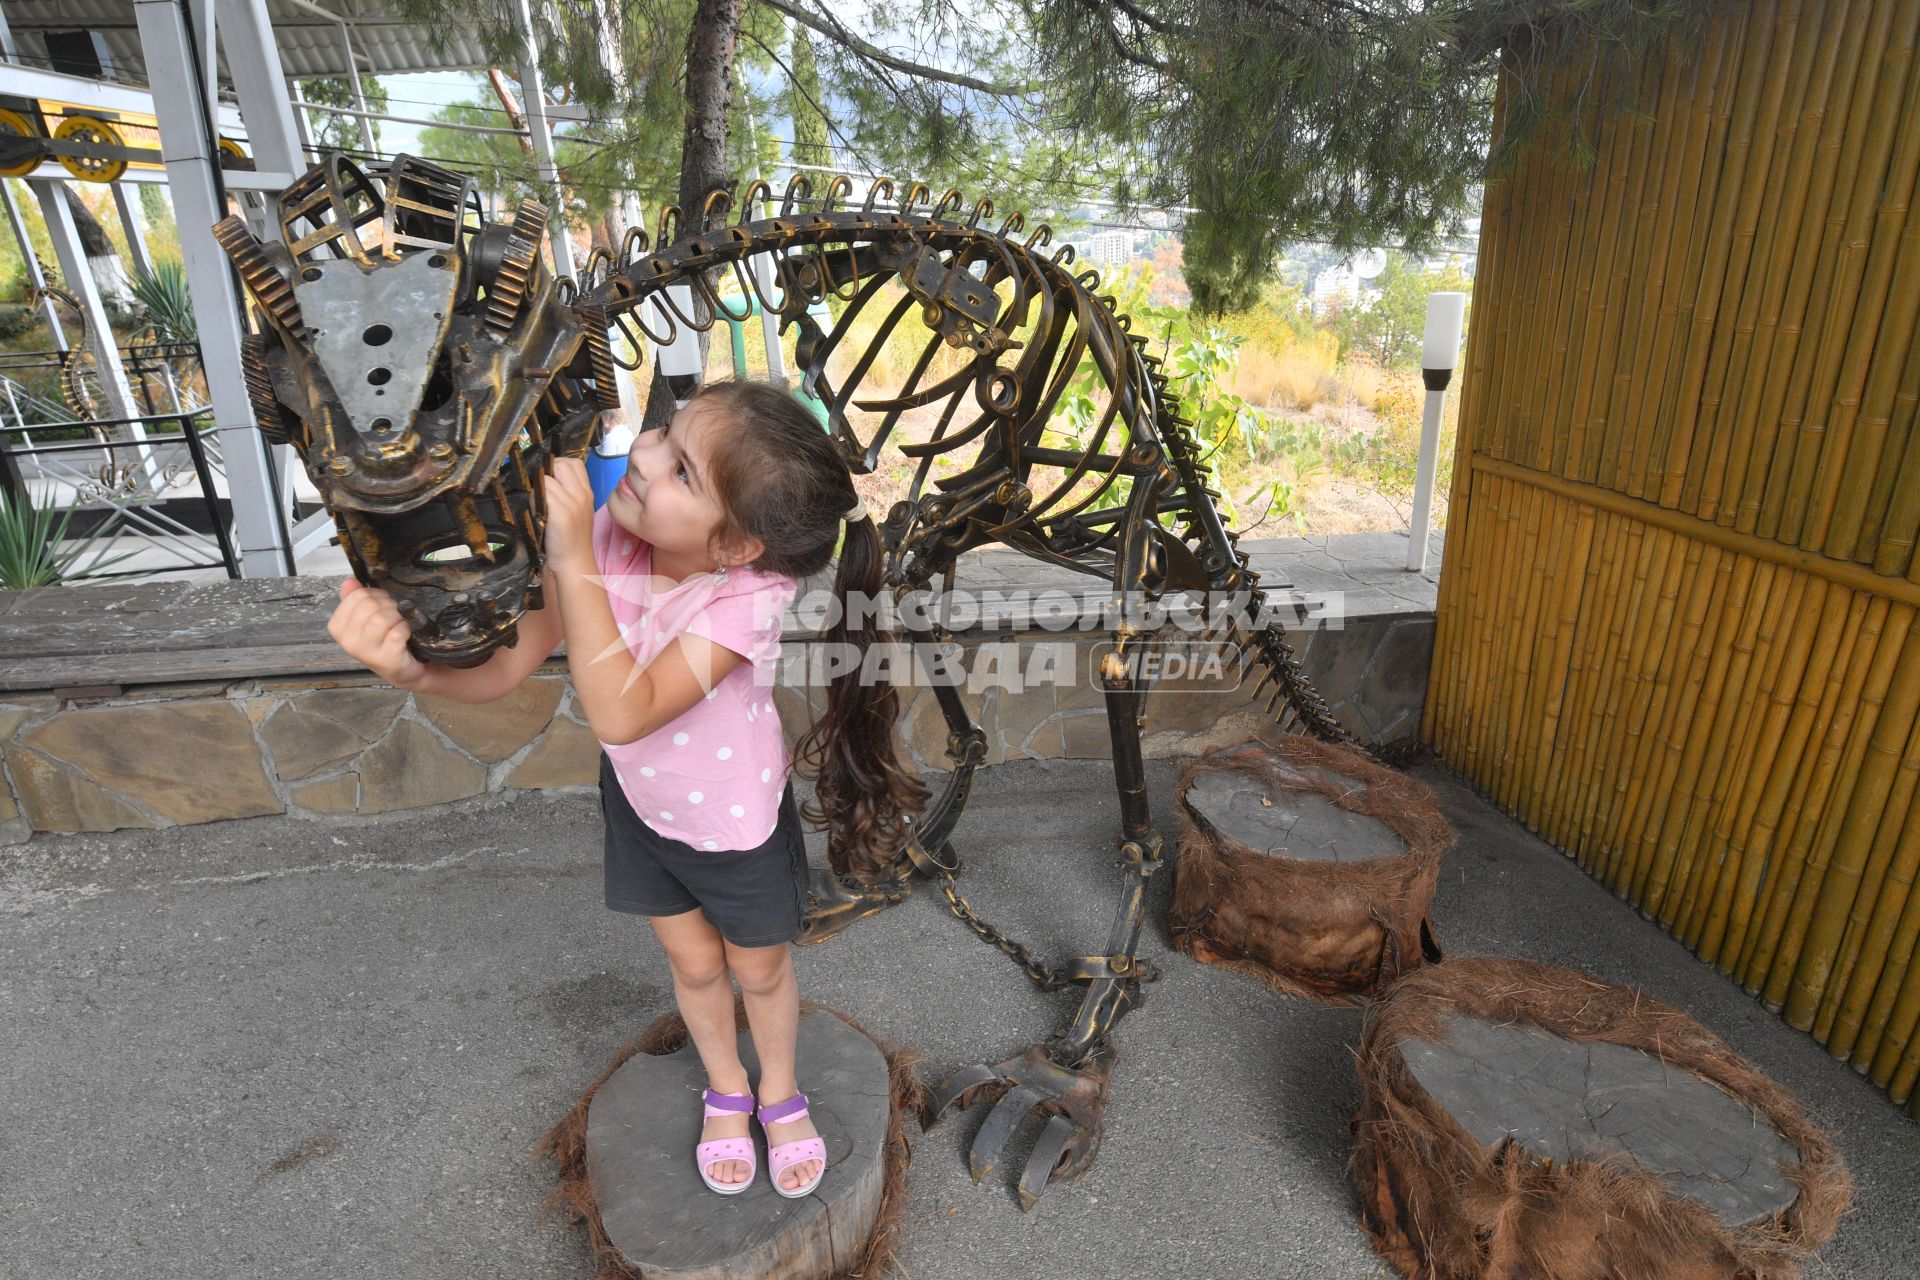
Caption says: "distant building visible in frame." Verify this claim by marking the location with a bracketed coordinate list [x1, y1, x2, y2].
[1084, 229, 1135, 267]
[1311, 263, 1358, 314]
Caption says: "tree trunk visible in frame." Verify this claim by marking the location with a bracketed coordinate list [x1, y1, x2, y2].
[488, 68, 538, 161]
[643, 0, 742, 429]
[62, 186, 135, 310]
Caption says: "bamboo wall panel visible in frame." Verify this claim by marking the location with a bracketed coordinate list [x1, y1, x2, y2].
[1425, 0, 1920, 1111]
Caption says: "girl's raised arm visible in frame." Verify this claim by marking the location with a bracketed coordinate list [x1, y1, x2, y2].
[326, 576, 564, 704]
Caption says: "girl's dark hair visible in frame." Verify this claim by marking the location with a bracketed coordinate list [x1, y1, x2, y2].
[693, 379, 927, 877]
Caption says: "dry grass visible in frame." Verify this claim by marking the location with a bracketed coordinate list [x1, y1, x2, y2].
[1234, 330, 1344, 411]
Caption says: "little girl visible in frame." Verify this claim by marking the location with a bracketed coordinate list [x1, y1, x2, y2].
[327, 380, 923, 1197]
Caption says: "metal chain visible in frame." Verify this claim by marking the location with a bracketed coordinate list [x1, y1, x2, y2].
[933, 869, 1074, 991]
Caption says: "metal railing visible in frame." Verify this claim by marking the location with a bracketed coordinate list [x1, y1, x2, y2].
[0, 341, 211, 430]
[0, 408, 241, 579]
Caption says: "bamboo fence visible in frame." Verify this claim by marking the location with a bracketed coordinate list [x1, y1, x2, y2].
[1425, 0, 1920, 1112]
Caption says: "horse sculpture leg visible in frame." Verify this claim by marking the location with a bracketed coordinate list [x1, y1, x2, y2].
[921, 479, 1175, 1209]
[918, 648, 1166, 1210]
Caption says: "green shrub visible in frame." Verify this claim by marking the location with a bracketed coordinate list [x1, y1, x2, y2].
[0, 490, 140, 588]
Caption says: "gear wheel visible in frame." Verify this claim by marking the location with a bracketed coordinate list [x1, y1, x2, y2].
[483, 199, 547, 334]
[577, 305, 622, 410]
[240, 334, 295, 445]
[212, 217, 306, 339]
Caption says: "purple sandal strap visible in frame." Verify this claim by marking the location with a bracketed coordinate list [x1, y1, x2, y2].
[702, 1088, 756, 1114]
[755, 1092, 810, 1124]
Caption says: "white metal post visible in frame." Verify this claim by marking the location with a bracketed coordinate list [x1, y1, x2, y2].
[608, 191, 645, 422]
[647, 284, 704, 404]
[29, 180, 145, 431]
[754, 251, 785, 383]
[217, 0, 306, 190]
[1408, 291, 1466, 574]
[288, 78, 316, 158]
[111, 183, 155, 280]
[1408, 391, 1446, 573]
[133, 0, 292, 576]
[31, 177, 165, 493]
[215, 0, 308, 547]
[335, 22, 379, 157]
[189, 0, 219, 104]
[1, 180, 67, 351]
[514, 0, 576, 280]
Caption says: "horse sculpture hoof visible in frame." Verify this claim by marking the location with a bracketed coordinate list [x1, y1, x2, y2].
[797, 866, 911, 944]
[923, 1042, 1115, 1211]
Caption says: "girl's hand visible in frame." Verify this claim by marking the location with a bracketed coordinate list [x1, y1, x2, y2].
[543, 456, 596, 574]
[327, 579, 428, 688]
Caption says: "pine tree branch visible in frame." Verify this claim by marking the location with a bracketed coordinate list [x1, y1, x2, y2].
[1053, 0, 1171, 74]
[737, 27, 878, 176]
[754, 0, 1040, 95]
[1109, 0, 1184, 37]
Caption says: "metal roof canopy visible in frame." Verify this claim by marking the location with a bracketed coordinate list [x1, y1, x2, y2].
[0, 0, 490, 82]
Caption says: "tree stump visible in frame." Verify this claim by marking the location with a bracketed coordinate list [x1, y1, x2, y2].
[1353, 957, 1853, 1280]
[1167, 736, 1451, 999]
[583, 1004, 892, 1280]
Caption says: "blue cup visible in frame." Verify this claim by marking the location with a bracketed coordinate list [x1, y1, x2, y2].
[587, 422, 636, 508]
[587, 451, 626, 508]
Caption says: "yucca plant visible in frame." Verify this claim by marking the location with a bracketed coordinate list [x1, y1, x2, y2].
[129, 262, 197, 345]
[0, 490, 141, 588]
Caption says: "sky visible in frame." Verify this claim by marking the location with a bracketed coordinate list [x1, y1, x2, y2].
[357, 71, 492, 156]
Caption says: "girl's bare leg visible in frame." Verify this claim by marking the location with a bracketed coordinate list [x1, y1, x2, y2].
[651, 909, 752, 1186]
[726, 940, 822, 1191]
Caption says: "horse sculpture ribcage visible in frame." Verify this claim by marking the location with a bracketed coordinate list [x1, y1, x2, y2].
[581, 176, 1353, 1209]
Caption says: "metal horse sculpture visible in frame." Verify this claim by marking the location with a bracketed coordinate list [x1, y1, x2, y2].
[219, 154, 1352, 1210]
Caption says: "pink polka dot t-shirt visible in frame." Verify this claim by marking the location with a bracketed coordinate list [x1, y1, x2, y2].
[589, 505, 796, 851]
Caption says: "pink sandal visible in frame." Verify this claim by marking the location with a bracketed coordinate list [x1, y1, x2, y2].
[756, 1092, 827, 1199]
[696, 1088, 757, 1195]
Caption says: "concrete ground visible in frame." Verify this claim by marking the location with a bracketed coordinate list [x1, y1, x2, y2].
[2, 758, 1914, 1280]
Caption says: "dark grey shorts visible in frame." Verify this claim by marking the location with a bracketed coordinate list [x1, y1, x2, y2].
[598, 752, 810, 947]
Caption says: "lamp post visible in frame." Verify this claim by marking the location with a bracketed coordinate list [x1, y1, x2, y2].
[1408, 291, 1466, 573]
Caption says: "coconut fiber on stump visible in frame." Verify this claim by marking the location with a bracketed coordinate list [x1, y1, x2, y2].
[1352, 956, 1852, 1280]
[1166, 736, 1450, 1000]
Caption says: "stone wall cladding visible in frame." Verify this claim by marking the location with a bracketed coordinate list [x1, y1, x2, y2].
[0, 531, 1438, 841]
[0, 673, 599, 841]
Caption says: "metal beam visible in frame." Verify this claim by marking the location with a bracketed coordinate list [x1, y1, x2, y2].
[336, 22, 379, 156]
[1, 180, 66, 351]
[29, 176, 164, 490]
[29, 179, 143, 426]
[0, 63, 246, 131]
[290, 507, 337, 560]
[17, 162, 173, 185]
[216, 0, 307, 209]
[287, 78, 317, 156]
[513, 0, 575, 280]
[112, 183, 155, 281]
[297, 100, 530, 138]
[133, 0, 292, 576]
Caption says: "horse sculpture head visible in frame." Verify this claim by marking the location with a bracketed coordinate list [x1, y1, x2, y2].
[214, 154, 617, 666]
